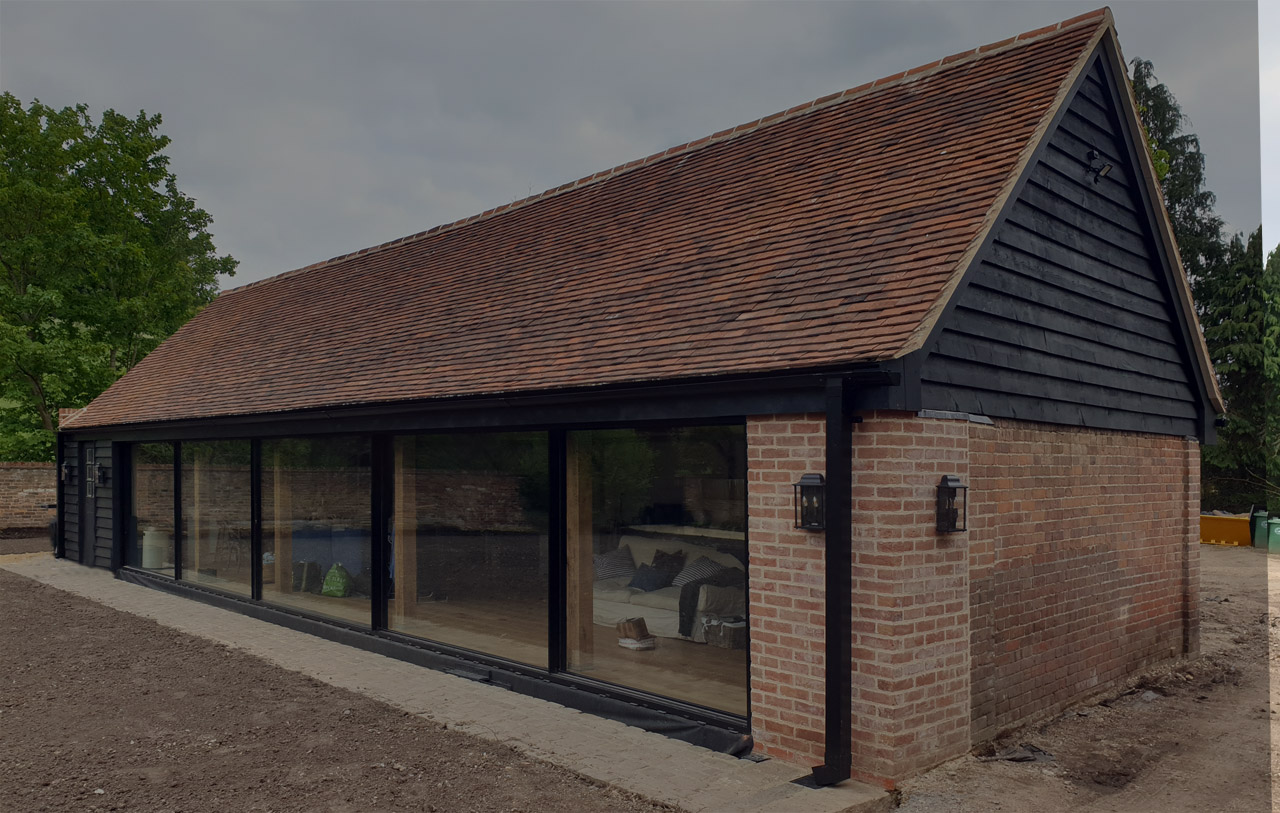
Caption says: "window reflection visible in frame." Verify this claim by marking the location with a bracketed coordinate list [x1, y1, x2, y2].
[566, 426, 748, 715]
[389, 432, 549, 667]
[131, 442, 175, 575]
[180, 441, 252, 596]
[261, 437, 372, 626]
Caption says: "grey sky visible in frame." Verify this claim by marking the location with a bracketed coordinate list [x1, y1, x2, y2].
[0, 1, 1261, 289]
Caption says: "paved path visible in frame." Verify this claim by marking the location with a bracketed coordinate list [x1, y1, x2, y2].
[1, 554, 888, 813]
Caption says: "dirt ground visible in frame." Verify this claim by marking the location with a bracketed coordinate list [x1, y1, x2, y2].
[0, 561, 672, 813]
[0, 543, 1272, 812]
[898, 543, 1273, 813]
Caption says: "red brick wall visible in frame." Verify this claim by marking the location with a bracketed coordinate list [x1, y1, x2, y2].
[848, 411, 972, 786]
[967, 419, 1198, 742]
[0, 462, 56, 529]
[746, 414, 828, 766]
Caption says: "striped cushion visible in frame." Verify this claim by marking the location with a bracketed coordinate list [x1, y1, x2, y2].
[593, 545, 635, 581]
[672, 556, 726, 587]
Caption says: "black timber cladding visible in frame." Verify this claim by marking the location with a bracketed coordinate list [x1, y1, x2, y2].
[918, 53, 1205, 438]
[92, 440, 114, 568]
[60, 436, 80, 562]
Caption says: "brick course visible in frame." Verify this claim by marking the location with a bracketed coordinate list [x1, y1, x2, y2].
[745, 411, 1198, 789]
[746, 414, 828, 766]
[0, 462, 56, 530]
[967, 419, 1198, 742]
[848, 411, 971, 786]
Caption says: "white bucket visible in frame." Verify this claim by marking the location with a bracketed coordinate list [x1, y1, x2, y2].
[142, 528, 168, 569]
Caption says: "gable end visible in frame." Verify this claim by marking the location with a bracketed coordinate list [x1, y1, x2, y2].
[916, 48, 1211, 439]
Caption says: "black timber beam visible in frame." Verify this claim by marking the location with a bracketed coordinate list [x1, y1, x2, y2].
[61, 367, 898, 443]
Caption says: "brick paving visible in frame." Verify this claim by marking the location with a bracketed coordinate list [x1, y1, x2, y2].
[0, 552, 887, 813]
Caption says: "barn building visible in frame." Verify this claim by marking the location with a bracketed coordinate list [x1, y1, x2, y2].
[56, 8, 1219, 788]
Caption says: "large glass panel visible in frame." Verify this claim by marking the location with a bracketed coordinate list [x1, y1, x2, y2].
[180, 440, 252, 596]
[566, 426, 748, 715]
[261, 437, 372, 625]
[389, 432, 549, 666]
[131, 442, 175, 575]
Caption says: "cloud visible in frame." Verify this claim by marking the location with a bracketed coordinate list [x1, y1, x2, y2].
[0, 0, 1262, 285]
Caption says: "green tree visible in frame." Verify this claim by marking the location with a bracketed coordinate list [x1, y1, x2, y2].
[1130, 59, 1226, 286]
[1130, 60, 1279, 512]
[1197, 229, 1272, 511]
[1264, 243, 1280, 513]
[0, 93, 235, 460]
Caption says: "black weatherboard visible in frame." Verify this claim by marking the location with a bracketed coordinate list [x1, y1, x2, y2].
[911, 45, 1214, 441]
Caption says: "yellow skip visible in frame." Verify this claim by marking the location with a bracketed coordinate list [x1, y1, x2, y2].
[1199, 515, 1252, 546]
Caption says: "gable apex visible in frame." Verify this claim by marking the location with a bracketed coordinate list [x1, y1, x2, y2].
[914, 29, 1223, 440]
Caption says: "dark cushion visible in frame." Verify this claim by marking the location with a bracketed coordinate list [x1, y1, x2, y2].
[593, 545, 635, 581]
[627, 563, 675, 592]
[650, 549, 686, 577]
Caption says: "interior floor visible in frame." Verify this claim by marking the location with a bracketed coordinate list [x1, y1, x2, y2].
[261, 590, 747, 715]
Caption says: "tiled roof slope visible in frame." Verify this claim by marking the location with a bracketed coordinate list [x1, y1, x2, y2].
[68, 10, 1110, 429]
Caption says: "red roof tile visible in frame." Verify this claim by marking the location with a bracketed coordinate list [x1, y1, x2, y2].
[67, 10, 1111, 429]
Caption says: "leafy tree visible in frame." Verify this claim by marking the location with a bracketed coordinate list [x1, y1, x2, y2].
[1130, 61, 1278, 513]
[1130, 59, 1226, 287]
[1264, 244, 1280, 513]
[0, 93, 235, 460]
[1196, 229, 1273, 511]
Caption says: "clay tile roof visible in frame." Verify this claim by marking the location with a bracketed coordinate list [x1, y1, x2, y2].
[67, 9, 1112, 429]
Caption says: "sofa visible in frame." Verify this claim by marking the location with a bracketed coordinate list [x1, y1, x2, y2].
[592, 534, 746, 643]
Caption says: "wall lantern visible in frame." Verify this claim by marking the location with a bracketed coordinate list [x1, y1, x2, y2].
[60, 462, 72, 483]
[936, 475, 968, 533]
[794, 473, 826, 531]
[1086, 149, 1113, 184]
[95, 464, 110, 486]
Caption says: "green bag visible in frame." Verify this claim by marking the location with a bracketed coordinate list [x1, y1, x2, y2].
[321, 563, 353, 598]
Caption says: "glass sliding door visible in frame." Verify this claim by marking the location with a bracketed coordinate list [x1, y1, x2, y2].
[389, 432, 549, 667]
[261, 436, 372, 626]
[566, 426, 748, 715]
[180, 440, 252, 596]
[131, 442, 176, 575]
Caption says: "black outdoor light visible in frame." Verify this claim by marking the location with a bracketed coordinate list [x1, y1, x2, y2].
[1086, 149, 1113, 184]
[794, 473, 826, 531]
[936, 475, 968, 533]
[95, 464, 110, 486]
[59, 462, 71, 483]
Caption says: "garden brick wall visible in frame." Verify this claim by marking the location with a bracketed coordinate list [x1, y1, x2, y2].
[967, 419, 1198, 743]
[135, 466, 532, 533]
[0, 462, 56, 529]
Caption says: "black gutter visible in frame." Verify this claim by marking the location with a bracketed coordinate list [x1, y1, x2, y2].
[172, 442, 183, 581]
[250, 440, 263, 601]
[110, 442, 128, 572]
[54, 436, 65, 559]
[61, 367, 898, 442]
[812, 375, 854, 786]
